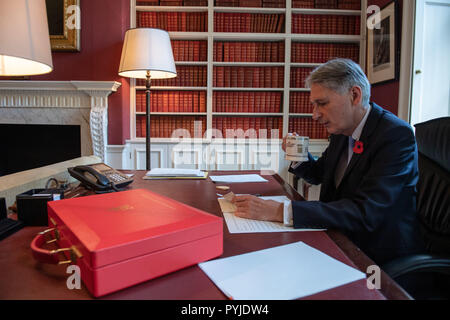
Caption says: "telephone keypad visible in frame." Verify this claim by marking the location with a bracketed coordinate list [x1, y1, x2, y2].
[104, 170, 129, 184]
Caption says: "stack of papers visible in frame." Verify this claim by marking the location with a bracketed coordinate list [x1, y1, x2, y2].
[198, 241, 366, 300]
[209, 174, 268, 183]
[144, 168, 208, 180]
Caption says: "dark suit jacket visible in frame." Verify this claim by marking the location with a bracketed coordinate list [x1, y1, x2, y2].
[290, 103, 424, 264]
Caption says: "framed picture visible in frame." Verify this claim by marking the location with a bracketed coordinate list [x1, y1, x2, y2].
[367, 1, 398, 85]
[46, 0, 80, 52]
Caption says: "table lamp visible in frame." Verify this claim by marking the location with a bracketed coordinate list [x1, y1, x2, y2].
[118, 28, 177, 170]
[0, 0, 53, 76]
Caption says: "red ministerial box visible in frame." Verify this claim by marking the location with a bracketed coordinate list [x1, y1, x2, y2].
[35, 189, 223, 297]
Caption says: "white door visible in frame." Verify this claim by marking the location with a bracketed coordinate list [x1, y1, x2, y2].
[410, 0, 450, 126]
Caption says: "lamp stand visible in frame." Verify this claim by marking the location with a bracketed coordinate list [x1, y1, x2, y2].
[145, 71, 152, 171]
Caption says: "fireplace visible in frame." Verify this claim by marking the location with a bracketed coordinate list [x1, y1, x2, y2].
[0, 80, 121, 169]
[0, 124, 81, 176]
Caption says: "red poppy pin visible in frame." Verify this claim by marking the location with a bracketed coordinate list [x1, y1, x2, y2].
[353, 140, 364, 154]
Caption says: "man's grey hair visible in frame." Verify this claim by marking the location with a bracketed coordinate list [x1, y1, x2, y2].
[305, 58, 371, 106]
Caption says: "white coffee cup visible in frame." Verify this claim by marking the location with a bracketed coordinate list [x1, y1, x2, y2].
[285, 135, 309, 162]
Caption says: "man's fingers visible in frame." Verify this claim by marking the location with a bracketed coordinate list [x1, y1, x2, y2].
[232, 195, 255, 203]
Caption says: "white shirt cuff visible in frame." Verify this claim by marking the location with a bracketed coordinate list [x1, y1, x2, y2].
[290, 161, 302, 169]
[283, 200, 293, 227]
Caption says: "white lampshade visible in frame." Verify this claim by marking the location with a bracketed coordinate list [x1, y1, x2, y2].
[118, 28, 177, 79]
[0, 0, 53, 76]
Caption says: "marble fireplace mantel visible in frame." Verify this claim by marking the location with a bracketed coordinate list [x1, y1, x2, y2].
[0, 80, 121, 162]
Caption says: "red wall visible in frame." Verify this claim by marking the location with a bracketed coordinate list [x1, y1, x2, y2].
[367, 0, 403, 115]
[33, 0, 131, 145]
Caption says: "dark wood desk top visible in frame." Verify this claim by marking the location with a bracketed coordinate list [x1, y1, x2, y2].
[0, 170, 411, 300]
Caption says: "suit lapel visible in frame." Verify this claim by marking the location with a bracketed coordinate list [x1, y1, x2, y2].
[338, 103, 384, 188]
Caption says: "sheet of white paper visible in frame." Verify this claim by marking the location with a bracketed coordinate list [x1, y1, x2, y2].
[218, 195, 324, 233]
[210, 174, 268, 183]
[223, 212, 323, 233]
[198, 241, 366, 300]
[145, 168, 204, 177]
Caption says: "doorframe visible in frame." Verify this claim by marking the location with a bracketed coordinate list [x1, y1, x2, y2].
[397, 0, 416, 124]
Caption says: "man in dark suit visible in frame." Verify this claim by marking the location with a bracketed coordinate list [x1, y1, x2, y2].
[232, 58, 423, 265]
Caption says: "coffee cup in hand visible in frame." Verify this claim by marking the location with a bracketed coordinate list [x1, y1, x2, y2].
[284, 134, 309, 162]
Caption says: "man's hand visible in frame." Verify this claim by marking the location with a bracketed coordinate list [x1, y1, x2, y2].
[231, 195, 283, 223]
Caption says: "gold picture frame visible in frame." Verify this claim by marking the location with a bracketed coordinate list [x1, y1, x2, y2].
[46, 0, 81, 52]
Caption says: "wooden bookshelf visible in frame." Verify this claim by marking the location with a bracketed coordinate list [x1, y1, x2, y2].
[130, 0, 367, 143]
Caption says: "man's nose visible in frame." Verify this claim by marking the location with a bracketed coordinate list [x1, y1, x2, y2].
[312, 105, 320, 121]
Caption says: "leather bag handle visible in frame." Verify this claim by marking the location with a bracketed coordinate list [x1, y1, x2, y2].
[31, 228, 77, 265]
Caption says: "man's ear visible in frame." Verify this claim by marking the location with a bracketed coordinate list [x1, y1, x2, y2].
[350, 86, 363, 105]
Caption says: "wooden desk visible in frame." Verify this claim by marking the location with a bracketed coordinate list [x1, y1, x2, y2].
[0, 171, 411, 300]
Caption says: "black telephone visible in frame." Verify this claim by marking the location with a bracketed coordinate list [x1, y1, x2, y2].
[68, 163, 133, 192]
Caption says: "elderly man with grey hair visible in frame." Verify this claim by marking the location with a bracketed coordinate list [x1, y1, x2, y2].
[232, 58, 423, 265]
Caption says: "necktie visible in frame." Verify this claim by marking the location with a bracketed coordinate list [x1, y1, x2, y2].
[348, 137, 356, 165]
[335, 137, 355, 187]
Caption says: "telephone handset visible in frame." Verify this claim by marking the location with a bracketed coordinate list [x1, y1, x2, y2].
[68, 163, 133, 192]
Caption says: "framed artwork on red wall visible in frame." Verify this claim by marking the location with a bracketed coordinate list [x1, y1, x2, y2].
[367, 1, 398, 85]
[46, 0, 81, 52]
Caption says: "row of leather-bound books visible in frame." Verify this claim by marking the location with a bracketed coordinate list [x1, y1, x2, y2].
[137, 91, 315, 114]
[290, 67, 315, 88]
[213, 91, 283, 113]
[215, 0, 286, 7]
[135, 115, 329, 139]
[136, 116, 207, 138]
[136, 1, 207, 5]
[136, 0, 360, 10]
[213, 66, 284, 88]
[137, 0, 286, 7]
[137, 12, 208, 32]
[136, 91, 207, 113]
[213, 117, 283, 138]
[136, 90, 316, 114]
[290, 92, 314, 114]
[167, 41, 358, 64]
[137, 12, 359, 34]
[166, 41, 358, 65]
[289, 117, 329, 139]
[293, 0, 360, 9]
[214, 13, 285, 33]
[291, 42, 359, 63]
[170, 40, 207, 62]
[214, 41, 285, 63]
[292, 14, 360, 35]
[147, 66, 207, 87]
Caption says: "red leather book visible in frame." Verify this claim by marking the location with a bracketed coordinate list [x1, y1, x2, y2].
[193, 91, 198, 112]
[180, 91, 187, 112]
[222, 67, 229, 87]
[213, 12, 218, 32]
[237, 117, 244, 133]
[199, 91, 206, 112]
[136, 116, 142, 138]
[213, 42, 218, 62]
[223, 42, 229, 62]
[229, 93, 235, 113]
[173, 40, 180, 61]
[216, 92, 220, 113]
[162, 91, 168, 112]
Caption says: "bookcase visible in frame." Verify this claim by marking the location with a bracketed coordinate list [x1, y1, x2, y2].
[126, 0, 367, 178]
